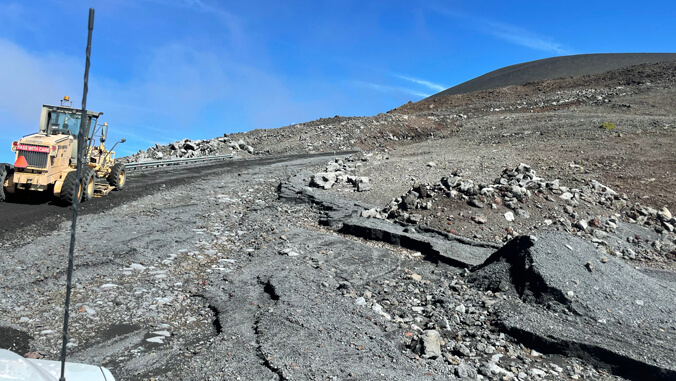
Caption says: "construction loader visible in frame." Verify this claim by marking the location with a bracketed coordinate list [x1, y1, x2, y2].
[1, 96, 126, 205]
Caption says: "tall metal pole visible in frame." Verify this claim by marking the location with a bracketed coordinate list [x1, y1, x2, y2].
[59, 8, 94, 381]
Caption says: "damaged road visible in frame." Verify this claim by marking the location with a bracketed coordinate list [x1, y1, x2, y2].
[1, 151, 674, 380]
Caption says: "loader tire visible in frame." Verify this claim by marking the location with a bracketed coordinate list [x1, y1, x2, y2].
[0, 166, 6, 202]
[1, 164, 15, 202]
[60, 171, 82, 206]
[107, 163, 126, 191]
[82, 167, 95, 202]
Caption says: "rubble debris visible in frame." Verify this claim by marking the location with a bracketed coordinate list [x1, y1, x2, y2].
[123, 136, 255, 163]
[309, 159, 372, 192]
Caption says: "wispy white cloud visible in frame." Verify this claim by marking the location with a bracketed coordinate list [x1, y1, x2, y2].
[483, 21, 571, 55]
[0, 2, 38, 34]
[352, 80, 431, 98]
[143, 0, 244, 45]
[392, 73, 447, 92]
[432, 8, 574, 55]
[0, 39, 82, 125]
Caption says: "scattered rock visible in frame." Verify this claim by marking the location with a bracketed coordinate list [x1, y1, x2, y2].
[420, 330, 441, 359]
[310, 172, 337, 190]
[504, 212, 515, 222]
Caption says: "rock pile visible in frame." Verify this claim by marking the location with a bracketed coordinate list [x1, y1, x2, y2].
[376, 163, 622, 220]
[123, 134, 255, 163]
[309, 159, 371, 192]
[355, 162, 675, 262]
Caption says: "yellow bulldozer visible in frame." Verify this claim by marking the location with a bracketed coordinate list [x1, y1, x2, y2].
[1, 96, 126, 205]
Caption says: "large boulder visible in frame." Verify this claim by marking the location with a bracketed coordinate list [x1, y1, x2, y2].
[356, 177, 371, 192]
[310, 172, 337, 190]
[400, 190, 419, 211]
[183, 140, 198, 151]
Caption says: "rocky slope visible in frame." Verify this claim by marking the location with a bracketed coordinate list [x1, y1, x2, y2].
[125, 60, 676, 216]
[428, 53, 676, 98]
[237, 60, 676, 217]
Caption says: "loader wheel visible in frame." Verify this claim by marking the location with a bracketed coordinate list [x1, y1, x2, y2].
[107, 163, 126, 191]
[60, 171, 82, 206]
[0, 166, 6, 202]
[1, 164, 15, 202]
[82, 167, 95, 202]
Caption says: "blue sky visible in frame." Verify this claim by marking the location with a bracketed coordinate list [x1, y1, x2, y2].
[0, 0, 674, 163]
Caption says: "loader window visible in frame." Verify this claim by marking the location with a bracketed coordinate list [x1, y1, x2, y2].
[48, 111, 82, 136]
[89, 117, 98, 141]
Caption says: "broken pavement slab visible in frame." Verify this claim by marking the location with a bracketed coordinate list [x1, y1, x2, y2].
[339, 217, 499, 267]
[470, 231, 676, 380]
[280, 170, 500, 268]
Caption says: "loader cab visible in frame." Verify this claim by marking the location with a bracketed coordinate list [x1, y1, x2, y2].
[39, 107, 101, 137]
[38, 103, 103, 163]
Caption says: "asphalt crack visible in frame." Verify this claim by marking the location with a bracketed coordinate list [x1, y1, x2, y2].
[254, 276, 286, 380]
[262, 279, 280, 301]
[192, 294, 223, 335]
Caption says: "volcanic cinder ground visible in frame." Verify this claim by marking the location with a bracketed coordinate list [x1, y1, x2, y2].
[1, 54, 675, 381]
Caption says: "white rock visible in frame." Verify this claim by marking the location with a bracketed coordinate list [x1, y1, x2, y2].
[130, 263, 146, 271]
[361, 208, 379, 218]
[279, 248, 300, 257]
[658, 207, 672, 221]
[504, 212, 515, 222]
[560, 192, 574, 200]
[576, 220, 588, 231]
[326, 162, 340, 172]
[311, 172, 337, 190]
[488, 362, 514, 377]
[356, 177, 371, 192]
[421, 330, 441, 358]
[371, 303, 391, 320]
[530, 368, 547, 377]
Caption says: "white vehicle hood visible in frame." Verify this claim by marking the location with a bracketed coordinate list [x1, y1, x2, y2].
[0, 349, 115, 381]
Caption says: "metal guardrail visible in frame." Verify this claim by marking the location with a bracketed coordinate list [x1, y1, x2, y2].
[124, 154, 234, 170]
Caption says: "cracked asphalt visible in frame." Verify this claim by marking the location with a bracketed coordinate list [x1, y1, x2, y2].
[1, 151, 670, 380]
